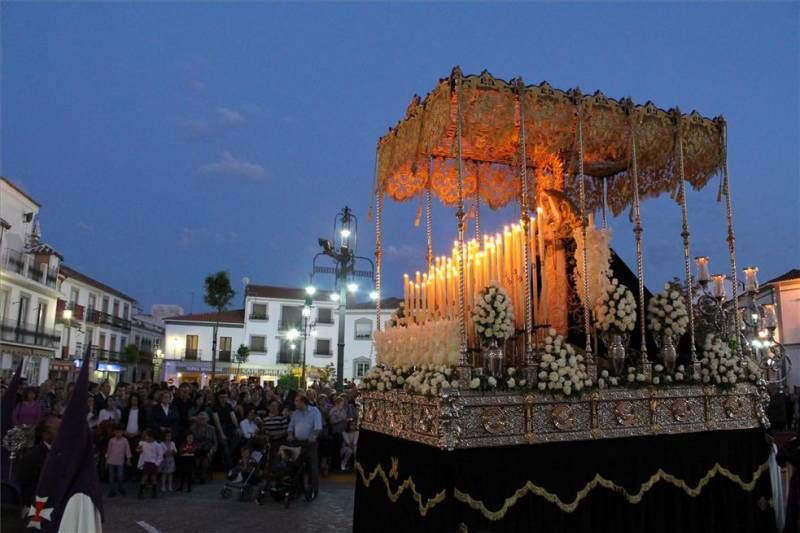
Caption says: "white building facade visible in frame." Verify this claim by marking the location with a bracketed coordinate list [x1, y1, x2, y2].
[161, 283, 396, 386]
[0, 178, 62, 384]
[55, 266, 137, 388]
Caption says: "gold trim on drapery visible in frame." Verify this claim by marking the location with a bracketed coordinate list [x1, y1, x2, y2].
[355, 460, 447, 517]
[453, 460, 770, 521]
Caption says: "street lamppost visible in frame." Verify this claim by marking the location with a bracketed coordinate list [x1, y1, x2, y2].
[296, 290, 319, 389]
[308, 206, 376, 392]
[152, 348, 164, 383]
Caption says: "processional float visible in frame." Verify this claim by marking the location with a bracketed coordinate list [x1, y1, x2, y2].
[361, 66, 773, 449]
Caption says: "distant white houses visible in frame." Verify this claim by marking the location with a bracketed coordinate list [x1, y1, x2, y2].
[162, 283, 398, 386]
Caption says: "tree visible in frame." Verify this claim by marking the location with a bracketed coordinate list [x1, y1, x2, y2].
[204, 271, 235, 380]
[234, 344, 250, 376]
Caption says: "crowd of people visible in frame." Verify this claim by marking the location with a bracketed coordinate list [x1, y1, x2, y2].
[5, 376, 360, 507]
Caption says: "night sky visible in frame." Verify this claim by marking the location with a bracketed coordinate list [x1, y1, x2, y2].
[2, 3, 797, 312]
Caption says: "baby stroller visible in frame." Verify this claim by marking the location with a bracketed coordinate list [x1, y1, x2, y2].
[258, 445, 312, 508]
[220, 440, 269, 501]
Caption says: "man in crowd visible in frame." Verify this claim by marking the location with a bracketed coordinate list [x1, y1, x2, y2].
[287, 393, 322, 499]
[94, 382, 111, 415]
[172, 383, 194, 441]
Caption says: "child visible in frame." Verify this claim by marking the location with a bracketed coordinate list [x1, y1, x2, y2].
[176, 433, 197, 492]
[105, 424, 132, 497]
[227, 446, 251, 483]
[137, 429, 163, 498]
[159, 430, 177, 492]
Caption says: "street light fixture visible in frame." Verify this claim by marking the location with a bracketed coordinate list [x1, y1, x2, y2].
[310, 206, 376, 392]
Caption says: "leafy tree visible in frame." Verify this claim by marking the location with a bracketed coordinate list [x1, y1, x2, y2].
[234, 344, 250, 375]
[277, 373, 300, 390]
[204, 271, 235, 380]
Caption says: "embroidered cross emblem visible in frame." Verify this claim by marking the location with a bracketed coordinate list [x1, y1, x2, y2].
[27, 496, 54, 530]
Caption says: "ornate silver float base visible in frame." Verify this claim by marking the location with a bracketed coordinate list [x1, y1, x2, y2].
[359, 383, 765, 451]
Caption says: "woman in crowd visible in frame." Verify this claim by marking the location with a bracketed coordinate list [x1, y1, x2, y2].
[328, 395, 349, 471]
[188, 392, 210, 423]
[340, 420, 359, 471]
[12, 387, 43, 427]
[263, 398, 288, 464]
[191, 411, 217, 483]
[98, 396, 122, 425]
[235, 390, 254, 421]
[150, 390, 179, 437]
[211, 391, 239, 468]
[86, 396, 99, 430]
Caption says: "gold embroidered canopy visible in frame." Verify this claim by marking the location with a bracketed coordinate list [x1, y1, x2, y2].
[376, 67, 725, 216]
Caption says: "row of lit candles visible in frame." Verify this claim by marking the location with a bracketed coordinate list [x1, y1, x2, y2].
[695, 257, 761, 297]
[402, 215, 550, 343]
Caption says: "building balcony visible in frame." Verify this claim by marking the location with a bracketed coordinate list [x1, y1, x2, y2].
[56, 299, 85, 323]
[314, 349, 333, 356]
[93, 348, 122, 362]
[88, 310, 132, 331]
[218, 350, 232, 362]
[1, 249, 58, 289]
[0, 319, 60, 349]
[248, 313, 269, 321]
[2, 249, 25, 275]
[183, 349, 201, 361]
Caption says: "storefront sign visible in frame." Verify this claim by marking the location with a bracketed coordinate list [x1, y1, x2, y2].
[97, 362, 122, 372]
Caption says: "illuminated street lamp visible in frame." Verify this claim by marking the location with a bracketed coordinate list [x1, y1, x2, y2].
[153, 348, 164, 382]
[309, 206, 376, 392]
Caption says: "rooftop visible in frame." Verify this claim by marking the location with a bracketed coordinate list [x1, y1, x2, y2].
[245, 283, 334, 301]
[59, 265, 136, 302]
[163, 308, 245, 324]
[764, 268, 800, 286]
[1, 177, 41, 208]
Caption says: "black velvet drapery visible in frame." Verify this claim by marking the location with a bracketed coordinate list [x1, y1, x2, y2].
[353, 428, 776, 533]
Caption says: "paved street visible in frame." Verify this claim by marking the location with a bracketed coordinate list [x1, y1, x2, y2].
[102, 473, 355, 533]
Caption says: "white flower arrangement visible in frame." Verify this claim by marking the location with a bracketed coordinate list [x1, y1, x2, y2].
[374, 319, 460, 367]
[359, 364, 458, 397]
[698, 334, 746, 386]
[467, 366, 528, 392]
[402, 365, 459, 396]
[647, 282, 689, 341]
[594, 277, 636, 335]
[360, 365, 408, 392]
[596, 369, 620, 389]
[584, 362, 689, 390]
[536, 329, 591, 396]
[471, 282, 515, 345]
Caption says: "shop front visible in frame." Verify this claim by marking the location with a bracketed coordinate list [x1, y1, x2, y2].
[162, 360, 289, 387]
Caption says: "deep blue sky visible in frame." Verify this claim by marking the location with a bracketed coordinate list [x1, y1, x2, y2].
[2, 3, 798, 312]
